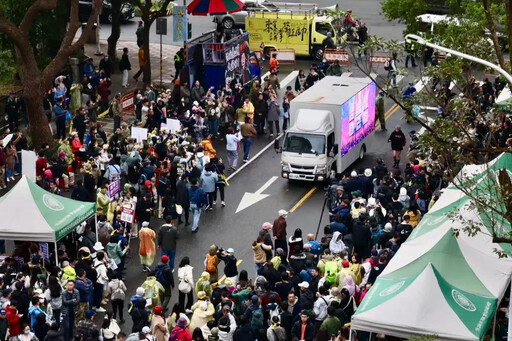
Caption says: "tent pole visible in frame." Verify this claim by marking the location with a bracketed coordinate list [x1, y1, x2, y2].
[94, 213, 99, 243]
[508, 279, 512, 340]
[348, 327, 352, 341]
[54, 241, 59, 267]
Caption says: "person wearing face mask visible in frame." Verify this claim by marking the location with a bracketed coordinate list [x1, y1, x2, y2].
[100, 55, 114, 78]
[17, 324, 37, 341]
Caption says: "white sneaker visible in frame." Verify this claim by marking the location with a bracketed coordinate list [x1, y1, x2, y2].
[10, 177, 14, 181]
[96, 307, 106, 312]
[6, 178, 9, 183]
[270, 133, 274, 137]
[221, 201, 226, 207]
[213, 201, 217, 205]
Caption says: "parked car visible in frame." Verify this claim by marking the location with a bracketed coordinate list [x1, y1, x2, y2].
[79, 0, 135, 23]
[214, 0, 280, 29]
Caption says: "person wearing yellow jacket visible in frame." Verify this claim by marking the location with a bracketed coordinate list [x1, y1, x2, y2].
[96, 185, 110, 215]
[200, 135, 216, 160]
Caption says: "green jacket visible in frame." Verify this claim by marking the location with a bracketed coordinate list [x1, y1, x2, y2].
[326, 64, 342, 76]
[320, 316, 341, 338]
[106, 242, 127, 265]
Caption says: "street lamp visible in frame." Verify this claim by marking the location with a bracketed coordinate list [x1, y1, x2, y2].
[405, 33, 512, 85]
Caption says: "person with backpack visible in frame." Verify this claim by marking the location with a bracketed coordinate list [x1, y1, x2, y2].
[205, 245, 221, 282]
[157, 216, 179, 270]
[170, 317, 192, 341]
[195, 273, 213, 300]
[265, 295, 282, 327]
[107, 272, 127, 323]
[141, 271, 166, 312]
[385, 53, 398, 87]
[130, 299, 150, 333]
[155, 255, 175, 311]
[323, 258, 339, 285]
[313, 286, 331, 331]
[266, 315, 286, 341]
[188, 178, 207, 233]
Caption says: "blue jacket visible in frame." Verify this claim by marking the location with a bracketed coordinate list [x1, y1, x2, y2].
[76, 278, 93, 303]
[189, 186, 206, 207]
[200, 170, 217, 193]
[29, 305, 48, 329]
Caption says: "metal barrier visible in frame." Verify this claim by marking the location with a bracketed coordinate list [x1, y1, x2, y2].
[323, 49, 350, 72]
[273, 49, 296, 69]
[368, 51, 390, 70]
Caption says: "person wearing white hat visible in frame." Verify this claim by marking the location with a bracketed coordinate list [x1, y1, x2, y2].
[273, 210, 288, 256]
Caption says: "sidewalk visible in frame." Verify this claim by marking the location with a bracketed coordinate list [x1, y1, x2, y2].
[83, 40, 181, 133]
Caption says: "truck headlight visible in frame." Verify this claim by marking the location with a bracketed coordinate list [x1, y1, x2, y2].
[316, 164, 327, 174]
[282, 165, 290, 172]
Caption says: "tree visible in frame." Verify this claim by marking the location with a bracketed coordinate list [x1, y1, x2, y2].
[381, 0, 511, 73]
[131, 0, 173, 85]
[0, 0, 102, 148]
[349, 32, 512, 253]
[107, 0, 123, 71]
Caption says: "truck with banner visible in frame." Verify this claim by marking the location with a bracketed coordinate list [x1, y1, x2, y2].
[245, 10, 339, 60]
[279, 75, 376, 181]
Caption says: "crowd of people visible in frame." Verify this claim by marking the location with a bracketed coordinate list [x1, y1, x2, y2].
[1, 25, 512, 341]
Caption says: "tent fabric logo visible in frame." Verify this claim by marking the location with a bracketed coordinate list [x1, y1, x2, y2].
[451, 289, 476, 312]
[43, 194, 65, 211]
[379, 281, 405, 297]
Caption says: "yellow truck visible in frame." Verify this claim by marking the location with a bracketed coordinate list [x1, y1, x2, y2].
[246, 11, 337, 60]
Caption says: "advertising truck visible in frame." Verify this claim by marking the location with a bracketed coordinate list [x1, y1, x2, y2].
[280, 75, 376, 181]
[245, 11, 337, 60]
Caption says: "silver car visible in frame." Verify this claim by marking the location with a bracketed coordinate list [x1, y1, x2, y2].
[214, 0, 280, 29]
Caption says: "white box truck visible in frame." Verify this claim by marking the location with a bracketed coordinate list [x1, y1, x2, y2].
[280, 75, 377, 181]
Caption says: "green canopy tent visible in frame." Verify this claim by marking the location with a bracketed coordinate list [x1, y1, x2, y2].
[351, 153, 512, 340]
[0, 176, 96, 262]
[494, 86, 512, 113]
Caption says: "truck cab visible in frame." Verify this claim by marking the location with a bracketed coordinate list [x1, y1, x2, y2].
[281, 110, 336, 181]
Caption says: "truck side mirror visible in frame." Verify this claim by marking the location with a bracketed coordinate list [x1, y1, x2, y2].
[274, 139, 282, 153]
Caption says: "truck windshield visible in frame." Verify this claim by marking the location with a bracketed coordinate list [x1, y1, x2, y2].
[284, 133, 325, 154]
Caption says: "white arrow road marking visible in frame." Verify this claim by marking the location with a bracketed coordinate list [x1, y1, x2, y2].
[236, 176, 278, 213]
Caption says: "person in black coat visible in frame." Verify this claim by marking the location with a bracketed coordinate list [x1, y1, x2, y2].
[352, 214, 371, 260]
[43, 322, 64, 341]
[233, 316, 255, 341]
[292, 311, 315, 341]
[71, 180, 91, 202]
[175, 174, 190, 225]
[99, 56, 114, 78]
[130, 299, 149, 333]
[388, 126, 406, 168]
[119, 48, 131, 88]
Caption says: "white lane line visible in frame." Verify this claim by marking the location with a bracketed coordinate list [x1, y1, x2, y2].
[256, 176, 279, 194]
[226, 134, 284, 182]
[261, 71, 270, 80]
[415, 76, 431, 93]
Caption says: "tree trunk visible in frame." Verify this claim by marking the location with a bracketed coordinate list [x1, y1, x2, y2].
[25, 85, 54, 149]
[142, 17, 153, 85]
[107, 0, 122, 73]
[482, 0, 506, 70]
[14, 47, 55, 148]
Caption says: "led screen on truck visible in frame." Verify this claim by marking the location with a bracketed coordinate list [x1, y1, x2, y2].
[340, 82, 376, 157]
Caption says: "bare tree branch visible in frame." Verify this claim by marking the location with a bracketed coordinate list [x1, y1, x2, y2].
[19, 0, 58, 36]
[42, 0, 103, 85]
[482, 0, 506, 70]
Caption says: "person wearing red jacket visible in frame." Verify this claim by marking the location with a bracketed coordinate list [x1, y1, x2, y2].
[170, 317, 192, 341]
[97, 77, 112, 114]
[6, 305, 21, 338]
[35, 150, 48, 182]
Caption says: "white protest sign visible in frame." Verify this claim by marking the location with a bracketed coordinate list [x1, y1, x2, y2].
[166, 119, 181, 133]
[131, 127, 148, 143]
[22, 150, 37, 182]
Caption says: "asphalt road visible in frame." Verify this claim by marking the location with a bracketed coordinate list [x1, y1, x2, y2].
[97, 0, 405, 47]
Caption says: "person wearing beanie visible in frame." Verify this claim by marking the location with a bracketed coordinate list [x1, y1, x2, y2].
[155, 256, 175, 311]
[170, 317, 192, 341]
[151, 306, 168, 341]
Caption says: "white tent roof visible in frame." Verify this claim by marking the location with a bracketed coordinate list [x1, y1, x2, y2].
[0, 176, 96, 242]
